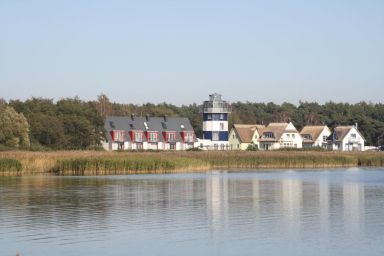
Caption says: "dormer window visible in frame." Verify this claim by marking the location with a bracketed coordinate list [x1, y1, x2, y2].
[147, 132, 158, 143]
[112, 130, 125, 142]
[132, 131, 143, 142]
[263, 132, 274, 138]
[165, 132, 176, 142]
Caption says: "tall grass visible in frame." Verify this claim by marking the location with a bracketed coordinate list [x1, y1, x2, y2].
[0, 150, 384, 176]
[0, 158, 22, 175]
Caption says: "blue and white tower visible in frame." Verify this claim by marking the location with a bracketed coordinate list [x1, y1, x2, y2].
[202, 93, 231, 150]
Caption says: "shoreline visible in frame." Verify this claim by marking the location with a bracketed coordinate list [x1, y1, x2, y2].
[1, 150, 383, 176]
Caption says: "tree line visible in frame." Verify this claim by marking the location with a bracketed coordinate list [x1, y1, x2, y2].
[1, 94, 384, 150]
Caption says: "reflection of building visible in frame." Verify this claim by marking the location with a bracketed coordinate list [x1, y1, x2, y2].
[318, 180, 330, 235]
[281, 179, 302, 237]
[199, 93, 231, 150]
[343, 182, 365, 235]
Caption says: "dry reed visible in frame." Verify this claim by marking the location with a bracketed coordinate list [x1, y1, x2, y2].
[0, 150, 383, 176]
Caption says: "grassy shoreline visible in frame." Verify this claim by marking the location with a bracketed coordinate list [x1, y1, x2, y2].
[1, 150, 384, 176]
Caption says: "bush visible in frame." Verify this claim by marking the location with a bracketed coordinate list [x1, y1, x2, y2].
[246, 144, 259, 151]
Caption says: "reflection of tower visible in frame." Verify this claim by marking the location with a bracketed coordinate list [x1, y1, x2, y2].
[206, 172, 228, 233]
[343, 182, 365, 236]
[202, 93, 231, 150]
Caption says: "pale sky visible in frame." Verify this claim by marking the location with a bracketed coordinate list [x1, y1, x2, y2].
[0, 0, 383, 105]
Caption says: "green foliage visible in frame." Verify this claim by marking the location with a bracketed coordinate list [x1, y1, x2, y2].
[0, 158, 22, 172]
[9, 97, 105, 150]
[246, 143, 259, 151]
[0, 106, 30, 148]
[4, 95, 384, 150]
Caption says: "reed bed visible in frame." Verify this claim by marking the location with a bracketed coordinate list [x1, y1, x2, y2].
[0, 158, 22, 175]
[0, 150, 383, 176]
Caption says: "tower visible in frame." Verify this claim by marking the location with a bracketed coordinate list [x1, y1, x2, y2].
[202, 93, 231, 150]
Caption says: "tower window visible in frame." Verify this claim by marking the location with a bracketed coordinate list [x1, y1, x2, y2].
[212, 132, 219, 141]
[220, 123, 224, 130]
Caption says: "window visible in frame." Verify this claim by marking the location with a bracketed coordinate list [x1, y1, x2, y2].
[323, 136, 328, 142]
[292, 134, 295, 139]
[220, 123, 224, 130]
[351, 133, 357, 138]
[212, 132, 219, 141]
[135, 132, 143, 142]
[233, 134, 235, 139]
[207, 114, 212, 120]
[219, 114, 225, 120]
[263, 132, 274, 138]
[170, 144, 176, 150]
[287, 134, 290, 138]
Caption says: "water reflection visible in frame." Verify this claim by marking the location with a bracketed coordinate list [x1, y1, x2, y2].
[1, 169, 384, 256]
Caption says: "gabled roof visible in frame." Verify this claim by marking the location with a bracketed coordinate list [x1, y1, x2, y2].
[300, 125, 328, 143]
[328, 126, 365, 142]
[232, 124, 265, 143]
[259, 122, 299, 142]
[105, 116, 196, 143]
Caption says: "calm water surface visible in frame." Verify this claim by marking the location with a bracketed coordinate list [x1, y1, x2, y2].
[1, 168, 384, 256]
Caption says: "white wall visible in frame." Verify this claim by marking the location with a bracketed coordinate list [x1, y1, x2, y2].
[203, 121, 228, 131]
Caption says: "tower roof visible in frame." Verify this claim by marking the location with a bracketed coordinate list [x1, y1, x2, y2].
[203, 93, 231, 113]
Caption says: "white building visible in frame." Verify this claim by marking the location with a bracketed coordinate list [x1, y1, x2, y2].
[300, 125, 331, 149]
[259, 122, 303, 150]
[327, 126, 365, 151]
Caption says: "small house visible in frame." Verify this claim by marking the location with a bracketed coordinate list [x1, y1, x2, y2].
[229, 124, 265, 150]
[327, 126, 365, 151]
[259, 122, 303, 150]
[300, 125, 331, 149]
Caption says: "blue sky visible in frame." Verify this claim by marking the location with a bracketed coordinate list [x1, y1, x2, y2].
[0, 0, 383, 105]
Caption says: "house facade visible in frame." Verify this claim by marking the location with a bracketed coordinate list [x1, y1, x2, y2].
[327, 126, 365, 151]
[259, 122, 303, 150]
[103, 115, 197, 151]
[229, 124, 265, 150]
[300, 125, 331, 149]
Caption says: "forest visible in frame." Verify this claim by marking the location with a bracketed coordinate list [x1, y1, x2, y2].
[1, 94, 384, 150]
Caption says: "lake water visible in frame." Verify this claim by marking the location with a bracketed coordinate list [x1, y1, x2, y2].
[1, 168, 384, 256]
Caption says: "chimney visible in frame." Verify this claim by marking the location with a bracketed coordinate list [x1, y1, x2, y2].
[146, 114, 150, 122]
[131, 114, 135, 121]
[355, 122, 358, 130]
